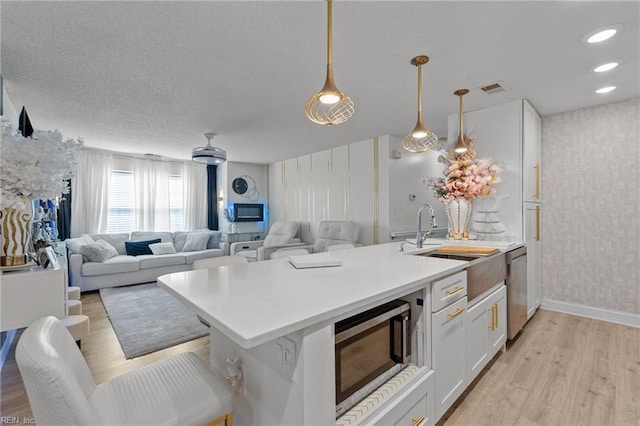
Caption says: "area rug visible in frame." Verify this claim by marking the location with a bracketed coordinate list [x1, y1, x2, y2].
[99, 282, 209, 359]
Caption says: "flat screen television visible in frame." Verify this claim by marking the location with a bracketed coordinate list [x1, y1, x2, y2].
[231, 203, 264, 222]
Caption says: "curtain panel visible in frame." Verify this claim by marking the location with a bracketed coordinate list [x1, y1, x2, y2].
[71, 150, 113, 236]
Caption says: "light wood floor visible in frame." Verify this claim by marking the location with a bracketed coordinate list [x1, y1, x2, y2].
[1, 293, 638, 425]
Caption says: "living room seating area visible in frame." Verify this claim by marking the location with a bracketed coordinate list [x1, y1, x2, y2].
[67, 230, 230, 292]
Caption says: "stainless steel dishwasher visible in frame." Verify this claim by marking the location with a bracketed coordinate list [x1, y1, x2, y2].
[506, 246, 528, 339]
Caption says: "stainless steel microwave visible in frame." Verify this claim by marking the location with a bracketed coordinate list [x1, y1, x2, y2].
[335, 299, 411, 417]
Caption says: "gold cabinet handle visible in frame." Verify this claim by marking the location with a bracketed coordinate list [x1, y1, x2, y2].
[535, 205, 541, 242]
[494, 304, 499, 329]
[448, 307, 465, 318]
[534, 163, 540, 199]
[489, 305, 495, 331]
[446, 286, 464, 296]
[412, 416, 426, 426]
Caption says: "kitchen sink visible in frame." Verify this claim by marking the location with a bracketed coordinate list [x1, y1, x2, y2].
[414, 252, 484, 261]
[415, 250, 507, 302]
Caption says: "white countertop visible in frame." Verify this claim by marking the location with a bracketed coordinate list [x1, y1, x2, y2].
[158, 242, 471, 349]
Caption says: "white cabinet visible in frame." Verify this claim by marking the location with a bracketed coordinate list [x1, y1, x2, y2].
[1, 266, 67, 332]
[365, 370, 435, 426]
[523, 101, 542, 203]
[432, 295, 467, 420]
[524, 204, 542, 318]
[448, 99, 542, 324]
[465, 284, 507, 383]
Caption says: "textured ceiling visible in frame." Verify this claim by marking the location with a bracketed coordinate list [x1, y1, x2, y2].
[2, 1, 638, 164]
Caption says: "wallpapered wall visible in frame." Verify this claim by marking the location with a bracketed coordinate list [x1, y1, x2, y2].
[541, 97, 639, 315]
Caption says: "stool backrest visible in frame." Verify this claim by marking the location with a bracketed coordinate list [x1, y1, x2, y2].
[16, 316, 98, 425]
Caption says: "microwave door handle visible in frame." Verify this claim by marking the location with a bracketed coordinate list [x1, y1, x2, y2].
[391, 314, 409, 364]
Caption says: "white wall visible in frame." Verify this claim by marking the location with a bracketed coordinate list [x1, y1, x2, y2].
[1, 83, 19, 125]
[387, 136, 449, 238]
[268, 135, 451, 246]
[268, 137, 390, 246]
[541, 98, 639, 315]
[220, 162, 269, 234]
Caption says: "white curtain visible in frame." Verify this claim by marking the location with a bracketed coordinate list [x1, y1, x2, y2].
[134, 158, 171, 231]
[183, 162, 208, 230]
[71, 150, 112, 236]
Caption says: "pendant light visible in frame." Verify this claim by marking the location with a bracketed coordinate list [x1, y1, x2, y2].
[192, 133, 227, 165]
[304, 0, 354, 126]
[402, 55, 438, 153]
[446, 89, 476, 162]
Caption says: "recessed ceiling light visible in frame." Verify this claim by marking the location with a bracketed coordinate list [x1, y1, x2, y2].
[591, 62, 619, 73]
[595, 86, 616, 94]
[582, 24, 623, 44]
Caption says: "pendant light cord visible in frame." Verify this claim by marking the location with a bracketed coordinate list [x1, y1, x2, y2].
[327, 0, 333, 66]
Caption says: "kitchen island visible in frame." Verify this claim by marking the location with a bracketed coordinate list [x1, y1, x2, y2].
[158, 241, 519, 425]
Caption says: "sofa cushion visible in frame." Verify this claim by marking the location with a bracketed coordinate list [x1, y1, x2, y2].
[137, 253, 186, 269]
[88, 233, 129, 255]
[65, 235, 94, 254]
[183, 249, 225, 264]
[125, 239, 162, 256]
[78, 239, 119, 263]
[130, 231, 174, 244]
[82, 255, 140, 276]
[182, 232, 211, 252]
[174, 230, 222, 251]
[149, 242, 177, 255]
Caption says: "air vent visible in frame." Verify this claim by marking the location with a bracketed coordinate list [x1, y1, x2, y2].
[481, 83, 506, 94]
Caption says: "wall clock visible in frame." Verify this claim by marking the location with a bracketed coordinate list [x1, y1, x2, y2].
[232, 177, 248, 195]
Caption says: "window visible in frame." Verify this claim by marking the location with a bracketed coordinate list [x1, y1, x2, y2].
[106, 171, 134, 233]
[106, 171, 185, 233]
[169, 175, 184, 232]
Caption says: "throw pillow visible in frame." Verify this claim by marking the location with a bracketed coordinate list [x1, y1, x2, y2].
[149, 242, 177, 255]
[207, 231, 222, 249]
[182, 232, 210, 252]
[65, 234, 95, 254]
[125, 238, 162, 256]
[79, 239, 119, 263]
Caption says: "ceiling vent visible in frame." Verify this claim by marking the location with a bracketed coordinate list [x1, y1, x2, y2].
[481, 83, 506, 94]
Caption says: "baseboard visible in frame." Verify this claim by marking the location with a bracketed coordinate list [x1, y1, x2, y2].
[541, 298, 640, 328]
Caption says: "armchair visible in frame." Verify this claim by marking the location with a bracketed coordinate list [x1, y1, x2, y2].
[272, 221, 360, 257]
[230, 221, 303, 261]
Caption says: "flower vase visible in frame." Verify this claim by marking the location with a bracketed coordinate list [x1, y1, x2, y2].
[1, 201, 34, 266]
[446, 199, 472, 240]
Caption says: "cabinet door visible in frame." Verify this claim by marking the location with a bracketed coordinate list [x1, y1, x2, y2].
[523, 100, 542, 203]
[432, 297, 467, 420]
[465, 296, 490, 383]
[524, 203, 542, 319]
[488, 285, 507, 356]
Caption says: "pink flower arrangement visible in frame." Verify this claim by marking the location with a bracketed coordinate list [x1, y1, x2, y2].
[429, 158, 501, 203]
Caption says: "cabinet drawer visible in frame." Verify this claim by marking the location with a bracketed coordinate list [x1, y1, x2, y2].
[365, 370, 435, 426]
[431, 271, 467, 312]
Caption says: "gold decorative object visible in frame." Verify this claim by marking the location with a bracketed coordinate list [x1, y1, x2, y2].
[305, 0, 354, 126]
[402, 55, 438, 153]
[1, 200, 33, 266]
[447, 89, 477, 162]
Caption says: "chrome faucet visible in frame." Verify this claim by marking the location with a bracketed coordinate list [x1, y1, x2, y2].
[416, 203, 437, 249]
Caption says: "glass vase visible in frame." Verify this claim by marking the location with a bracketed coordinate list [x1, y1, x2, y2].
[1, 200, 34, 266]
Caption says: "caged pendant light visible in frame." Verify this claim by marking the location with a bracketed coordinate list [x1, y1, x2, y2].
[402, 56, 438, 153]
[304, 0, 354, 126]
[446, 89, 476, 162]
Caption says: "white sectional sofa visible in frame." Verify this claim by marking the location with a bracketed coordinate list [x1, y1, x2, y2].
[67, 231, 229, 292]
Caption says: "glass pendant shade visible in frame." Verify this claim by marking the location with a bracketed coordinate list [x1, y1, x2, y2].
[402, 56, 438, 153]
[305, 0, 354, 126]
